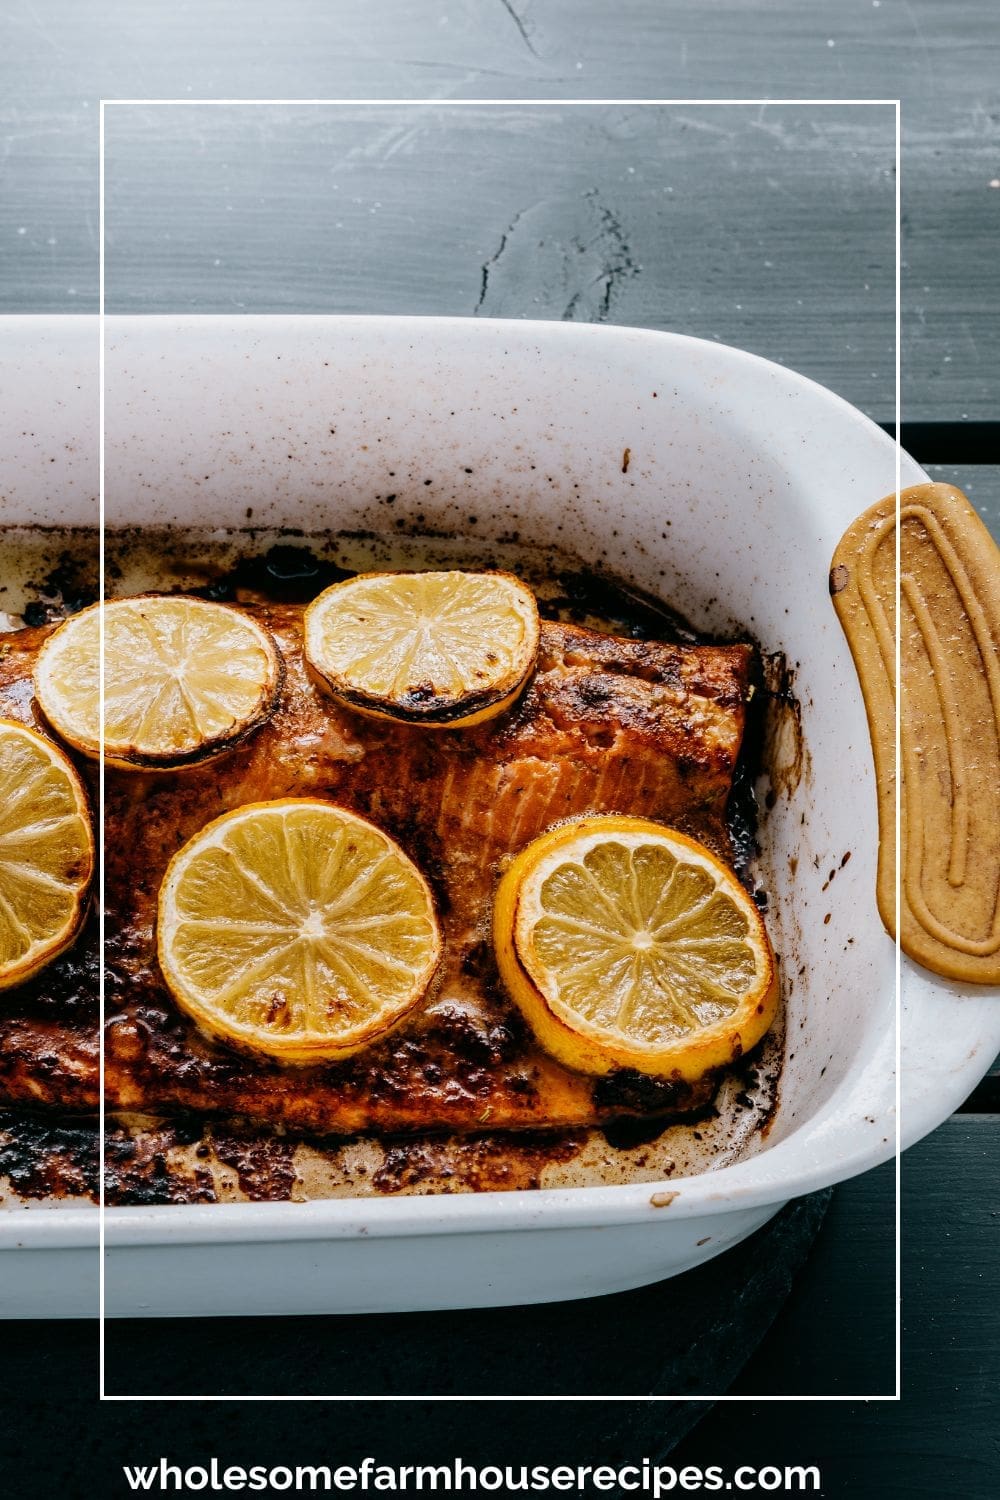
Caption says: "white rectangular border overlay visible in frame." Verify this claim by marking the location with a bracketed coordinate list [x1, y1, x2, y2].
[98, 96, 902, 1404]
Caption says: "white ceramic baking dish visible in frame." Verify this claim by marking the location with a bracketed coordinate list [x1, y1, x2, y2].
[2, 315, 998, 1321]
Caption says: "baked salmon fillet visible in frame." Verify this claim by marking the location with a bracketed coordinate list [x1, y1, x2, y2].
[1, 604, 752, 1133]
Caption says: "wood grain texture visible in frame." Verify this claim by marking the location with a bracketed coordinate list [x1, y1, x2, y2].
[731, 1161, 896, 1396]
[926, 465, 1000, 539]
[675, 1117, 1000, 1493]
[1, 1, 997, 420]
[99, 99, 896, 425]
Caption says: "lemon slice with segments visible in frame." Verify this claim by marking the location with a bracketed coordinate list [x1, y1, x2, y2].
[493, 815, 777, 1081]
[0, 719, 94, 989]
[34, 596, 282, 771]
[304, 570, 540, 727]
[158, 798, 441, 1063]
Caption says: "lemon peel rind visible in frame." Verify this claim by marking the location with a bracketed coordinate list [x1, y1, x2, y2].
[0, 718, 95, 991]
[157, 797, 442, 1064]
[493, 815, 778, 1082]
[312, 674, 532, 729]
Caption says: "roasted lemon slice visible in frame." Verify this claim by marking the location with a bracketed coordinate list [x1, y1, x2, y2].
[304, 570, 540, 727]
[158, 798, 441, 1062]
[0, 720, 94, 989]
[34, 596, 281, 770]
[494, 816, 777, 1081]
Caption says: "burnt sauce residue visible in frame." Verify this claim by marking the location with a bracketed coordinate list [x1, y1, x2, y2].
[0, 1112, 98, 1202]
[5, 533, 794, 1204]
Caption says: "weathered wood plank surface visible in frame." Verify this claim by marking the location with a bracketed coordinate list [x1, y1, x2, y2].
[2, 0, 997, 422]
[675, 1115, 1000, 1497]
[100, 99, 896, 430]
[926, 465, 1000, 536]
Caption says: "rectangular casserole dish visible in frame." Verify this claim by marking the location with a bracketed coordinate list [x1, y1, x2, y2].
[2, 314, 998, 1318]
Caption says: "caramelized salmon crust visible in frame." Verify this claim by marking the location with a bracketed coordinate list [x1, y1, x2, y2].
[0, 605, 752, 1135]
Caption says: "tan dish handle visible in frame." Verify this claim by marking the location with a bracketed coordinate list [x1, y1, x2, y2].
[830, 482, 1000, 985]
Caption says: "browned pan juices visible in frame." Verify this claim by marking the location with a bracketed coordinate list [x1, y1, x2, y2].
[2, 527, 787, 1205]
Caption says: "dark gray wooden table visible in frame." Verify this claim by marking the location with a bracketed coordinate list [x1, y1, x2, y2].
[1, 1, 997, 1491]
